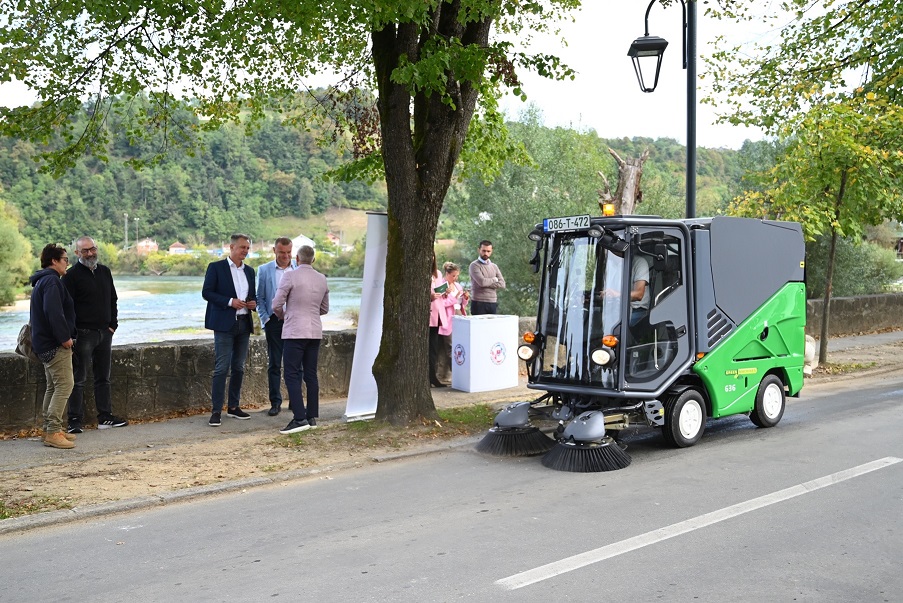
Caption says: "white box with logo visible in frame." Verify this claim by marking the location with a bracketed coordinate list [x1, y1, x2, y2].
[450, 315, 519, 393]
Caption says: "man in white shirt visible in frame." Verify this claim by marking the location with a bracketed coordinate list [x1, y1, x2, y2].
[201, 234, 258, 426]
[256, 237, 295, 415]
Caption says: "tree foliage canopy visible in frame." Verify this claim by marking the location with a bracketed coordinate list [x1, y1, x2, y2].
[729, 98, 903, 240]
[706, 0, 903, 131]
[0, 0, 583, 424]
[0, 194, 33, 304]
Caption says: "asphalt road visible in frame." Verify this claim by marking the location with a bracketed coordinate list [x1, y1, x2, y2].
[1, 373, 901, 602]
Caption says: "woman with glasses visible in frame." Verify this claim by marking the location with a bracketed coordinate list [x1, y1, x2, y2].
[29, 244, 77, 449]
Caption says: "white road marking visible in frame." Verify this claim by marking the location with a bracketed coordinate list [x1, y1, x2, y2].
[497, 456, 903, 591]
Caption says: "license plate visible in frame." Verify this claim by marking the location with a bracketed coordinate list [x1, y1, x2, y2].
[543, 214, 591, 233]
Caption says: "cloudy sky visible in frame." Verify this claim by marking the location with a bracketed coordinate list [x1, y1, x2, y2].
[498, 2, 774, 150]
[0, 2, 773, 150]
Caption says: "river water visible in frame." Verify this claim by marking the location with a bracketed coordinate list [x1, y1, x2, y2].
[0, 275, 362, 353]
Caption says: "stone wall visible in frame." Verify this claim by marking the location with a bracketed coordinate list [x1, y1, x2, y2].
[3, 293, 903, 433]
[1, 330, 356, 434]
[805, 294, 903, 337]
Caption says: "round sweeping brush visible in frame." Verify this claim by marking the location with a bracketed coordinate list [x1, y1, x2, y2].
[475, 426, 555, 457]
[540, 437, 631, 472]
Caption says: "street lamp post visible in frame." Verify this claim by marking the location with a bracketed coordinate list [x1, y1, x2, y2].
[628, 0, 697, 219]
[134, 217, 140, 251]
[124, 212, 129, 249]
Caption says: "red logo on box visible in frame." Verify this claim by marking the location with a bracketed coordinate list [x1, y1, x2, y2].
[489, 342, 506, 365]
[453, 344, 466, 366]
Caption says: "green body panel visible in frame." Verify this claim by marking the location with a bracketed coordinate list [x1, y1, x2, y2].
[692, 283, 806, 418]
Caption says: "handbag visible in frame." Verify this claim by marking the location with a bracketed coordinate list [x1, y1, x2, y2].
[15, 322, 40, 363]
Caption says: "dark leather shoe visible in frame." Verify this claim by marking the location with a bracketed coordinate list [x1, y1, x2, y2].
[267, 406, 281, 416]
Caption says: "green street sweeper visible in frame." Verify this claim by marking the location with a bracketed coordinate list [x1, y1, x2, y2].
[477, 214, 806, 472]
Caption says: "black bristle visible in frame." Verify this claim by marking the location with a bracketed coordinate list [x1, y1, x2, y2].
[475, 427, 555, 457]
[541, 439, 631, 472]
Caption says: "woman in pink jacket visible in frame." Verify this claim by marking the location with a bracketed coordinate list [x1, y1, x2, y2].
[429, 260, 469, 387]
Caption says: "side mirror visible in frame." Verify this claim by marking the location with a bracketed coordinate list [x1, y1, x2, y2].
[653, 243, 667, 272]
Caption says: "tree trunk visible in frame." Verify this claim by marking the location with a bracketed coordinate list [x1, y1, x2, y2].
[369, 10, 492, 425]
[817, 227, 837, 365]
[598, 148, 649, 215]
[817, 169, 848, 365]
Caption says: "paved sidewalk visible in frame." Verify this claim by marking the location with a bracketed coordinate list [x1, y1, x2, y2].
[0, 376, 536, 473]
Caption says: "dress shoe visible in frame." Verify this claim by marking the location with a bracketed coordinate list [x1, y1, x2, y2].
[267, 406, 281, 416]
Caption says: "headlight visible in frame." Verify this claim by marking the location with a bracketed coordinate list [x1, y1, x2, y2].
[591, 348, 613, 366]
[517, 344, 537, 361]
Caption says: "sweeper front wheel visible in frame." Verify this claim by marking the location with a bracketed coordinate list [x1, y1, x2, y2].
[662, 389, 706, 448]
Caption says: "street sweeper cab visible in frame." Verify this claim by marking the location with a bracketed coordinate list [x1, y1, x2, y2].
[477, 214, 806, 472]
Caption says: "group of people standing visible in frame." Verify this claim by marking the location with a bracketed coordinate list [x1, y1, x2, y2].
[29, 237, 128, 449]
[202, 234, 329, 435]
[29, 234, 506, 447]
[428, 239, 507, 387]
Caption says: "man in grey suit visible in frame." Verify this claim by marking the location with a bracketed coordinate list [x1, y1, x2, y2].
[256, 237, 295, 416]
[272, 245, 329, 434]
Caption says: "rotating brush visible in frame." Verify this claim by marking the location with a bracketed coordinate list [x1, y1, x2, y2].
[540, 437, 631, 472]
[475, 425, 555, 457]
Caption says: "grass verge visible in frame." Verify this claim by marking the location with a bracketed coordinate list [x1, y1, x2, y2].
[813, 361, 877, 375]
[0, 492, 72, 520]
[270, 404, 497, 452]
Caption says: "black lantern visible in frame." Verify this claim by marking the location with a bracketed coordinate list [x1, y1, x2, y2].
[627, 35, 668, 93]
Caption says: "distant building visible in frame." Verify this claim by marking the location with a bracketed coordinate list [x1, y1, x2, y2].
[326, 232, 341, 246]
[291, 234, 316, 251]
[168, 241, 187, 255]
[135, 238, 158, 255]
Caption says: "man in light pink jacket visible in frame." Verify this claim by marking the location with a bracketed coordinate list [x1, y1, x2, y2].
[272, 245, 330, 434]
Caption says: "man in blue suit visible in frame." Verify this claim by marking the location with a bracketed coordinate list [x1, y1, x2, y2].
[256, 237, 295, 416]
[202, 233, 258, 426]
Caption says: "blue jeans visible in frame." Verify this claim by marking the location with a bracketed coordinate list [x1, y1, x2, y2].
[264, 318, 285, 406]
[67, 328, 113, 422]
[283, 339, 320, 421]
[212, 315, 252, 413]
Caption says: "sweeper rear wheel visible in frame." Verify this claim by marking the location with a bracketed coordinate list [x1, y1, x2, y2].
[750, 374, 785, 428]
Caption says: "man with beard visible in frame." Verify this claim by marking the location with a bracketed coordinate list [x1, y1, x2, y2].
[63, 236, 128, 433]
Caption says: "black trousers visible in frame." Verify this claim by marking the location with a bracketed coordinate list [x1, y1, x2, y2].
[470, 300, 498, 315]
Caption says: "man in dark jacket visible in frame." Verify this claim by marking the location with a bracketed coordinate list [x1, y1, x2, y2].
[62, 236, 127, 433]
[202, 233, 257, 426]
[30, 243, 78, 449]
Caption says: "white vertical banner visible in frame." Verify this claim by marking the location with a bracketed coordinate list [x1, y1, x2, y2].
[343, 212, 388, 421]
